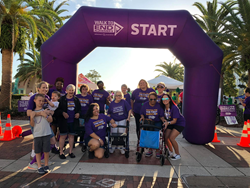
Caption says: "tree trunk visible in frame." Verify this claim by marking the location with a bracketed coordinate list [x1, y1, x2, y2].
[248, 69, 250, 88]
[219, 74, 224, 105]
[0, 49, 13, 110]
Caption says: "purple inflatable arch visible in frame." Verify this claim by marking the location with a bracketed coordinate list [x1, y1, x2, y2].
[41, 6, 223, 144]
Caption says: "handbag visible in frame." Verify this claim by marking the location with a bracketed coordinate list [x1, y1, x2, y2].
[139, 129, 160, 149]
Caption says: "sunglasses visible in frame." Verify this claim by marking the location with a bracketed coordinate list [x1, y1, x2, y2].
[149, 98, 156, 101]
[157, 86, 164, 88]
[162, 98, 169, 101]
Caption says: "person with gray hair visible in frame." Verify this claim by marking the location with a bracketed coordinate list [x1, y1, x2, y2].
[54, 84, 81, 159]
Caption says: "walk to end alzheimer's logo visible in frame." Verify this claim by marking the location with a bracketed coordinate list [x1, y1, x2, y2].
[93, 21, 123, 36]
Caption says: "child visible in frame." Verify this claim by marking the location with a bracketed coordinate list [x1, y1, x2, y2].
[46, 91, 60, 113]
[30, 94, 53, 175]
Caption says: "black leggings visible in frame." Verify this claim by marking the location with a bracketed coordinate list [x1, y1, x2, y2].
[244, 114, 250, 121]
[134, 112, 141, 139]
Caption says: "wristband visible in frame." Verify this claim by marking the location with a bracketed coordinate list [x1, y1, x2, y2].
[168, 121, 171, 125]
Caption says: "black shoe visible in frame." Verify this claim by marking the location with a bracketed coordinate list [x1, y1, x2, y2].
[69, 153, 75, 158]
[51, 147, 59, 154]
[88, 150, 94, 159]
[59, 154, 66, 159]
[43, 166, 50, 173]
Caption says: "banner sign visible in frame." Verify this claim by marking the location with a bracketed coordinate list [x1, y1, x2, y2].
[224, 116, 238, 125]
[18, 100, 29, 112]
[219, 105, 237, 116]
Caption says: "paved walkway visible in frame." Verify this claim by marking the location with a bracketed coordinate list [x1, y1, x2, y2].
[0, 118, 250, 187]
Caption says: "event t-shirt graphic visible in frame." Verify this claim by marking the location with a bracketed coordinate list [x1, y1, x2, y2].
[79, 98, 89, 107]
[68, 101, 75, 111]
[94, 119, 105, 130]
[146, 109, 158, 120]
[93, 93, 103, 101]
[113, 105, 124, 116]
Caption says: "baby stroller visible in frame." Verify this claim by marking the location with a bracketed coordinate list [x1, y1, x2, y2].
[106, 121, 130, 158]
[136, 120, 165, 166]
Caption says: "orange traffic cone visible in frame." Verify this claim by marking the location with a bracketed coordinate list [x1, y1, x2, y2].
[0, 114, 15, 141]
[247, 119, 250, 144]
[237, 121, 250, 147]
[212, 126, 220, 143]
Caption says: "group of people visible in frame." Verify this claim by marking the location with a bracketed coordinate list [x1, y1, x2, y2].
[27, 77, 186, 175]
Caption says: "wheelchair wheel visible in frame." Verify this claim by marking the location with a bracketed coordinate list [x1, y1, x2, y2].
[136, 152, 142, 162]
[160, 155, 165, 166]
[104, 150, 109, 158]
[125, 151, 129, 158]
[81, 145, 87, 153]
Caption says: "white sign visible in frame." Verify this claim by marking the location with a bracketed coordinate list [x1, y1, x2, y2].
[131, 24, 177, 36]
[93, 21, 123, 36]
[224, 116, 238, 125]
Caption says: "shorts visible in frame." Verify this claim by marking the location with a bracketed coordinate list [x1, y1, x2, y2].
[60, 123, 76, 136]
[30, 125, 55, 139]
[84, 136, 105, 149]
[34, 135, 51, 153]
[167, 124, 185, 133]
[244, 114, 250, 121]
[111, 119, 126, 134]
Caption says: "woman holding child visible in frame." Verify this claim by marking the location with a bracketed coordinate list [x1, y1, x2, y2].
[54, 84, 81, 159]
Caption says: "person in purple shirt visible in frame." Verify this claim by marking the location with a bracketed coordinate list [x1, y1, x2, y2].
[75, 84, 93, 144]
[47, 77, 66, 98]
[84, 103, 117, 159]
[160, 94, 185, 161]
[92, 81, 110, 114]
[131, 79, 155, 139]
[108, 91, 132, 154]
[54, 84, 81, 159]
[121, 84, 131, 106]
[140, 92, 165, 158]
[156, 82, 166, 103]
[239, 87, 250, 121]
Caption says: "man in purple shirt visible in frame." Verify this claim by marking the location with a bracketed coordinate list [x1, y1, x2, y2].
[92, 81, 110, 114]
[240, 88, 250, 121]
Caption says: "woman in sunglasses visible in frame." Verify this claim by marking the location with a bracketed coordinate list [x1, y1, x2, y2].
[156, 82, 166, 103]
[140, 92, 165, 158]
[160, 94, 185, 160]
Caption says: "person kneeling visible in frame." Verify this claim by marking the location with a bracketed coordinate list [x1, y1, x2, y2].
[84, 103, 117, 159]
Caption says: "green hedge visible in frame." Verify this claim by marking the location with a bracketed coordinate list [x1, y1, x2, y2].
[12, 94, 28, 100]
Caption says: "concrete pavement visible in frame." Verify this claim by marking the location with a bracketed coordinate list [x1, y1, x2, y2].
[0, 118, 249, 187]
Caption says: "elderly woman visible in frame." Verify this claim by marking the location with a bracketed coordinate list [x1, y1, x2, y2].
[108, 91, 132, 154]
[140, 92, 165, 158]
[55, 84, 81, 159]
[84, 103, 117, 159]
[92, 81, 110, 114]
[121, 84, 131, 106]
[160, 94, 185, 160]
[131, 79, 155, 139]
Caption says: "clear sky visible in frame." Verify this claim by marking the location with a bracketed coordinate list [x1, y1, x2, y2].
[0, 0, 226, 91]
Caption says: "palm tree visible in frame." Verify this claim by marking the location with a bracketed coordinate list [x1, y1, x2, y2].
[219, 0, 250, 88]
[193, 0, 239, 102]
[15, 51, 42, 84]
[155, 60, 184, 82]
[0, 0, 60, 110]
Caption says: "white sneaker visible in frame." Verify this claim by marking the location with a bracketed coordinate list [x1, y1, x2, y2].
[170, 154, 181, 160]
[120, 149, 125, 155]
[109, 147, 115, 154]
[28, 163, 38, 170]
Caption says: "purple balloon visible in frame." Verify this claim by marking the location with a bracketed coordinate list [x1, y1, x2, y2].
[41, 7, 223, 144]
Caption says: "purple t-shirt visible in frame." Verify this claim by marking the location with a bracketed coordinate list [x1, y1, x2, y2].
[84, 114, 111, 141]
[48, 88, 66, 98]
[92, 89, 109, 112]
[157, 94, 163, 103]
[124, 93, 131, 106]
[67, 97, 75, 123]
[131, 88, 155, 114]
[140, 101, 164, 122]
[76, 94, 93, 116]
[164, 105, 185, 127]
[244, 96, 250, 114]
[27, 93, 50, 111]
[108, 100, 132, 121]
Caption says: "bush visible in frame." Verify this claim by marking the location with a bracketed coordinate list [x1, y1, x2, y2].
[235, 104, 244, 124]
